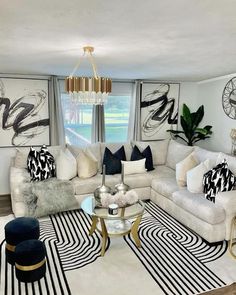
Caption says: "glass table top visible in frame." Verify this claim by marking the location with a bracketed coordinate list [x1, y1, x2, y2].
[81, 195, 145, 220]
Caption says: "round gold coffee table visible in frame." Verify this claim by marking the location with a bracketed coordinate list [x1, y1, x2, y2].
[81, 196, 145, 256]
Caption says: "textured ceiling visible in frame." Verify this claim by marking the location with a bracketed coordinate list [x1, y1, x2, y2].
[0, 0, 236, 81]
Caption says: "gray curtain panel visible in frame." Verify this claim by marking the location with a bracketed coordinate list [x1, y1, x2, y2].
[49, 76, 66, 146]
[92, 104, 105, 143]
[128, 80, 142, 141]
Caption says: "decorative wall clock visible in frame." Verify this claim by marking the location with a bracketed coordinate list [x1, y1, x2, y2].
[222, 77, 236, 119]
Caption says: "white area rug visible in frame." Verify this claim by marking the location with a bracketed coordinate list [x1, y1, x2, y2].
[0, 201, 236, 295]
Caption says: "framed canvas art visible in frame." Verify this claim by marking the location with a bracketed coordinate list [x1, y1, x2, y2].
[140, 82, 180, 141]
[0, 78, 50, 147]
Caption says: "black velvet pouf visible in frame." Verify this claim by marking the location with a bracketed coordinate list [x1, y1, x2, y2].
[15, 239, 46, 283]
[4, 217, 40, 264]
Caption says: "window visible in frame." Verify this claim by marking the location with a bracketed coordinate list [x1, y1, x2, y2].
[60, 80, 133, 145]
[104, 82, 133, 142]
[61, 93, 93, 146]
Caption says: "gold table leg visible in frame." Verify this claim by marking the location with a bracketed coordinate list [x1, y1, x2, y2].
[100, 218, 108, 256]
[229, 216, 236, 258]
[89, 216, 98, 236]
[131, 215, 142, 248]
[121, 207, 125, 217]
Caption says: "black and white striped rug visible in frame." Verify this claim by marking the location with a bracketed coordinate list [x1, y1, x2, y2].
[0, 201, 232, 295]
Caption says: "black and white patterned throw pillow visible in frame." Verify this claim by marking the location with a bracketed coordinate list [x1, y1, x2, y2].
[203, 159, 236, 203]
[27, 145, 56, 181]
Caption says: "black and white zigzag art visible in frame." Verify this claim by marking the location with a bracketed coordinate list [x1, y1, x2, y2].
[203, 160, 236, 203]
[0, 202, 227, 295]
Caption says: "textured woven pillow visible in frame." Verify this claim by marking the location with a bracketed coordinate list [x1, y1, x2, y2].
[27, 145, 56, 181]
[203, 159, 236, 203]
[121, 159, 146, 175]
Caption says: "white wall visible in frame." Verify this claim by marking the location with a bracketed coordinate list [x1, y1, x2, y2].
[196, 74, 236, 153]
[179, 82, 198, 121]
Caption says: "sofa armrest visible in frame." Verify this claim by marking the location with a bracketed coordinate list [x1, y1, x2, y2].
[215, 190, 236, 215]
[10, 167, 31, 202]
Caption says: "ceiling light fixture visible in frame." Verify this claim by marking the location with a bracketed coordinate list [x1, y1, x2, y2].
[65, 46, 112, 105]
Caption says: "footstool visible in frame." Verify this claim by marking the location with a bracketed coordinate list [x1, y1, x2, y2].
[15, 239, 46, 283]
[4, 217, 40, 264]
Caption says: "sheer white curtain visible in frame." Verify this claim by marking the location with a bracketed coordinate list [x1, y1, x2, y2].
[49, 76, 65, 146]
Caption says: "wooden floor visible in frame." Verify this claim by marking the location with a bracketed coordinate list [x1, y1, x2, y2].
[0, 194, 12, 216]
[0, 195, 235, 294]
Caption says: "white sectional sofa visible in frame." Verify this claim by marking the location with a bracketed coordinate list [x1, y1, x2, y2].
[10, 139, 236, 243]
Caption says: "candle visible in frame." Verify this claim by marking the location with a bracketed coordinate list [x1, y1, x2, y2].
[108, 204, 118, 215]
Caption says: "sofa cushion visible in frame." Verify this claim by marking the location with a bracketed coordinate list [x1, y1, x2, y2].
[77, 150, 98, 179]
[203, 159, 236, 203]
[176, 153, 198, 187]
[151, 165, 175, 179]
[15, 146, 61, 169]
[71, 174, 120, 195]
[151, 177, 180, 200]
[122, 159, 146, 175]
[103, 146, 126, 175]
[132, 139, 169, 165]
[187, 159, 212, 193]
[172, 190, 225, 225]
[123, 172, 153, 189]
[100, 142, 132, 165]
[131, 145, 154, 171]
[56, 149, 77, 180]
[194, 146, 220, 166]
[67, 143, 101, 172]
[27, 145, 56, 181]
[217, 152, 236, 175]
[166, 140, 194, 170]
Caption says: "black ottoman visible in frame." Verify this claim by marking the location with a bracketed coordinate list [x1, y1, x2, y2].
[15, 239, 46, 283]
[4, 217, 40, 264]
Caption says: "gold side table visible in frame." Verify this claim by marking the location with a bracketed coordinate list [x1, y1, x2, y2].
[81, 196, 145, 256]
[229, 216, 236, 258]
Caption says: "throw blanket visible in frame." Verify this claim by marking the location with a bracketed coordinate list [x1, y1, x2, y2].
[23, 178, 78, 218]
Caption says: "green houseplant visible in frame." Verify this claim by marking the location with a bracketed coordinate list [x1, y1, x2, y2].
[167, 104, 212, 146]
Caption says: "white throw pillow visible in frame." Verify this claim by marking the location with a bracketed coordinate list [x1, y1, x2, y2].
[176, 153, 199, 187]
[187, 159, 212, 193]
[77, 150, 98, 178]
[121, 159, 146, 175]
[56, 149, 77, 180]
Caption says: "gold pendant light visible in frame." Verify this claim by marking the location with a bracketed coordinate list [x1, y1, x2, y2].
[65, 46, 112, 105]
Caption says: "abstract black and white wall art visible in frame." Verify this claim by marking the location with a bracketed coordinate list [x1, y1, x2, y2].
[140, 82, 180, 140]
[0, 78, 50, 147]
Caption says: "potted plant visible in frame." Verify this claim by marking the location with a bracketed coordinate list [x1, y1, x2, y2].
[167, 104, 212, 146]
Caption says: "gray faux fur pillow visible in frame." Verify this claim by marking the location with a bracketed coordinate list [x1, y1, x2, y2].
[24, 178, 78, 217]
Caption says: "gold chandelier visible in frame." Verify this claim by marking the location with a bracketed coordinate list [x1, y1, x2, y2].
[65, 46, 112, 105]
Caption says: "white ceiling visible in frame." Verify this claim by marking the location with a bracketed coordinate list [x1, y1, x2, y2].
[0, 0, 236, 81]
